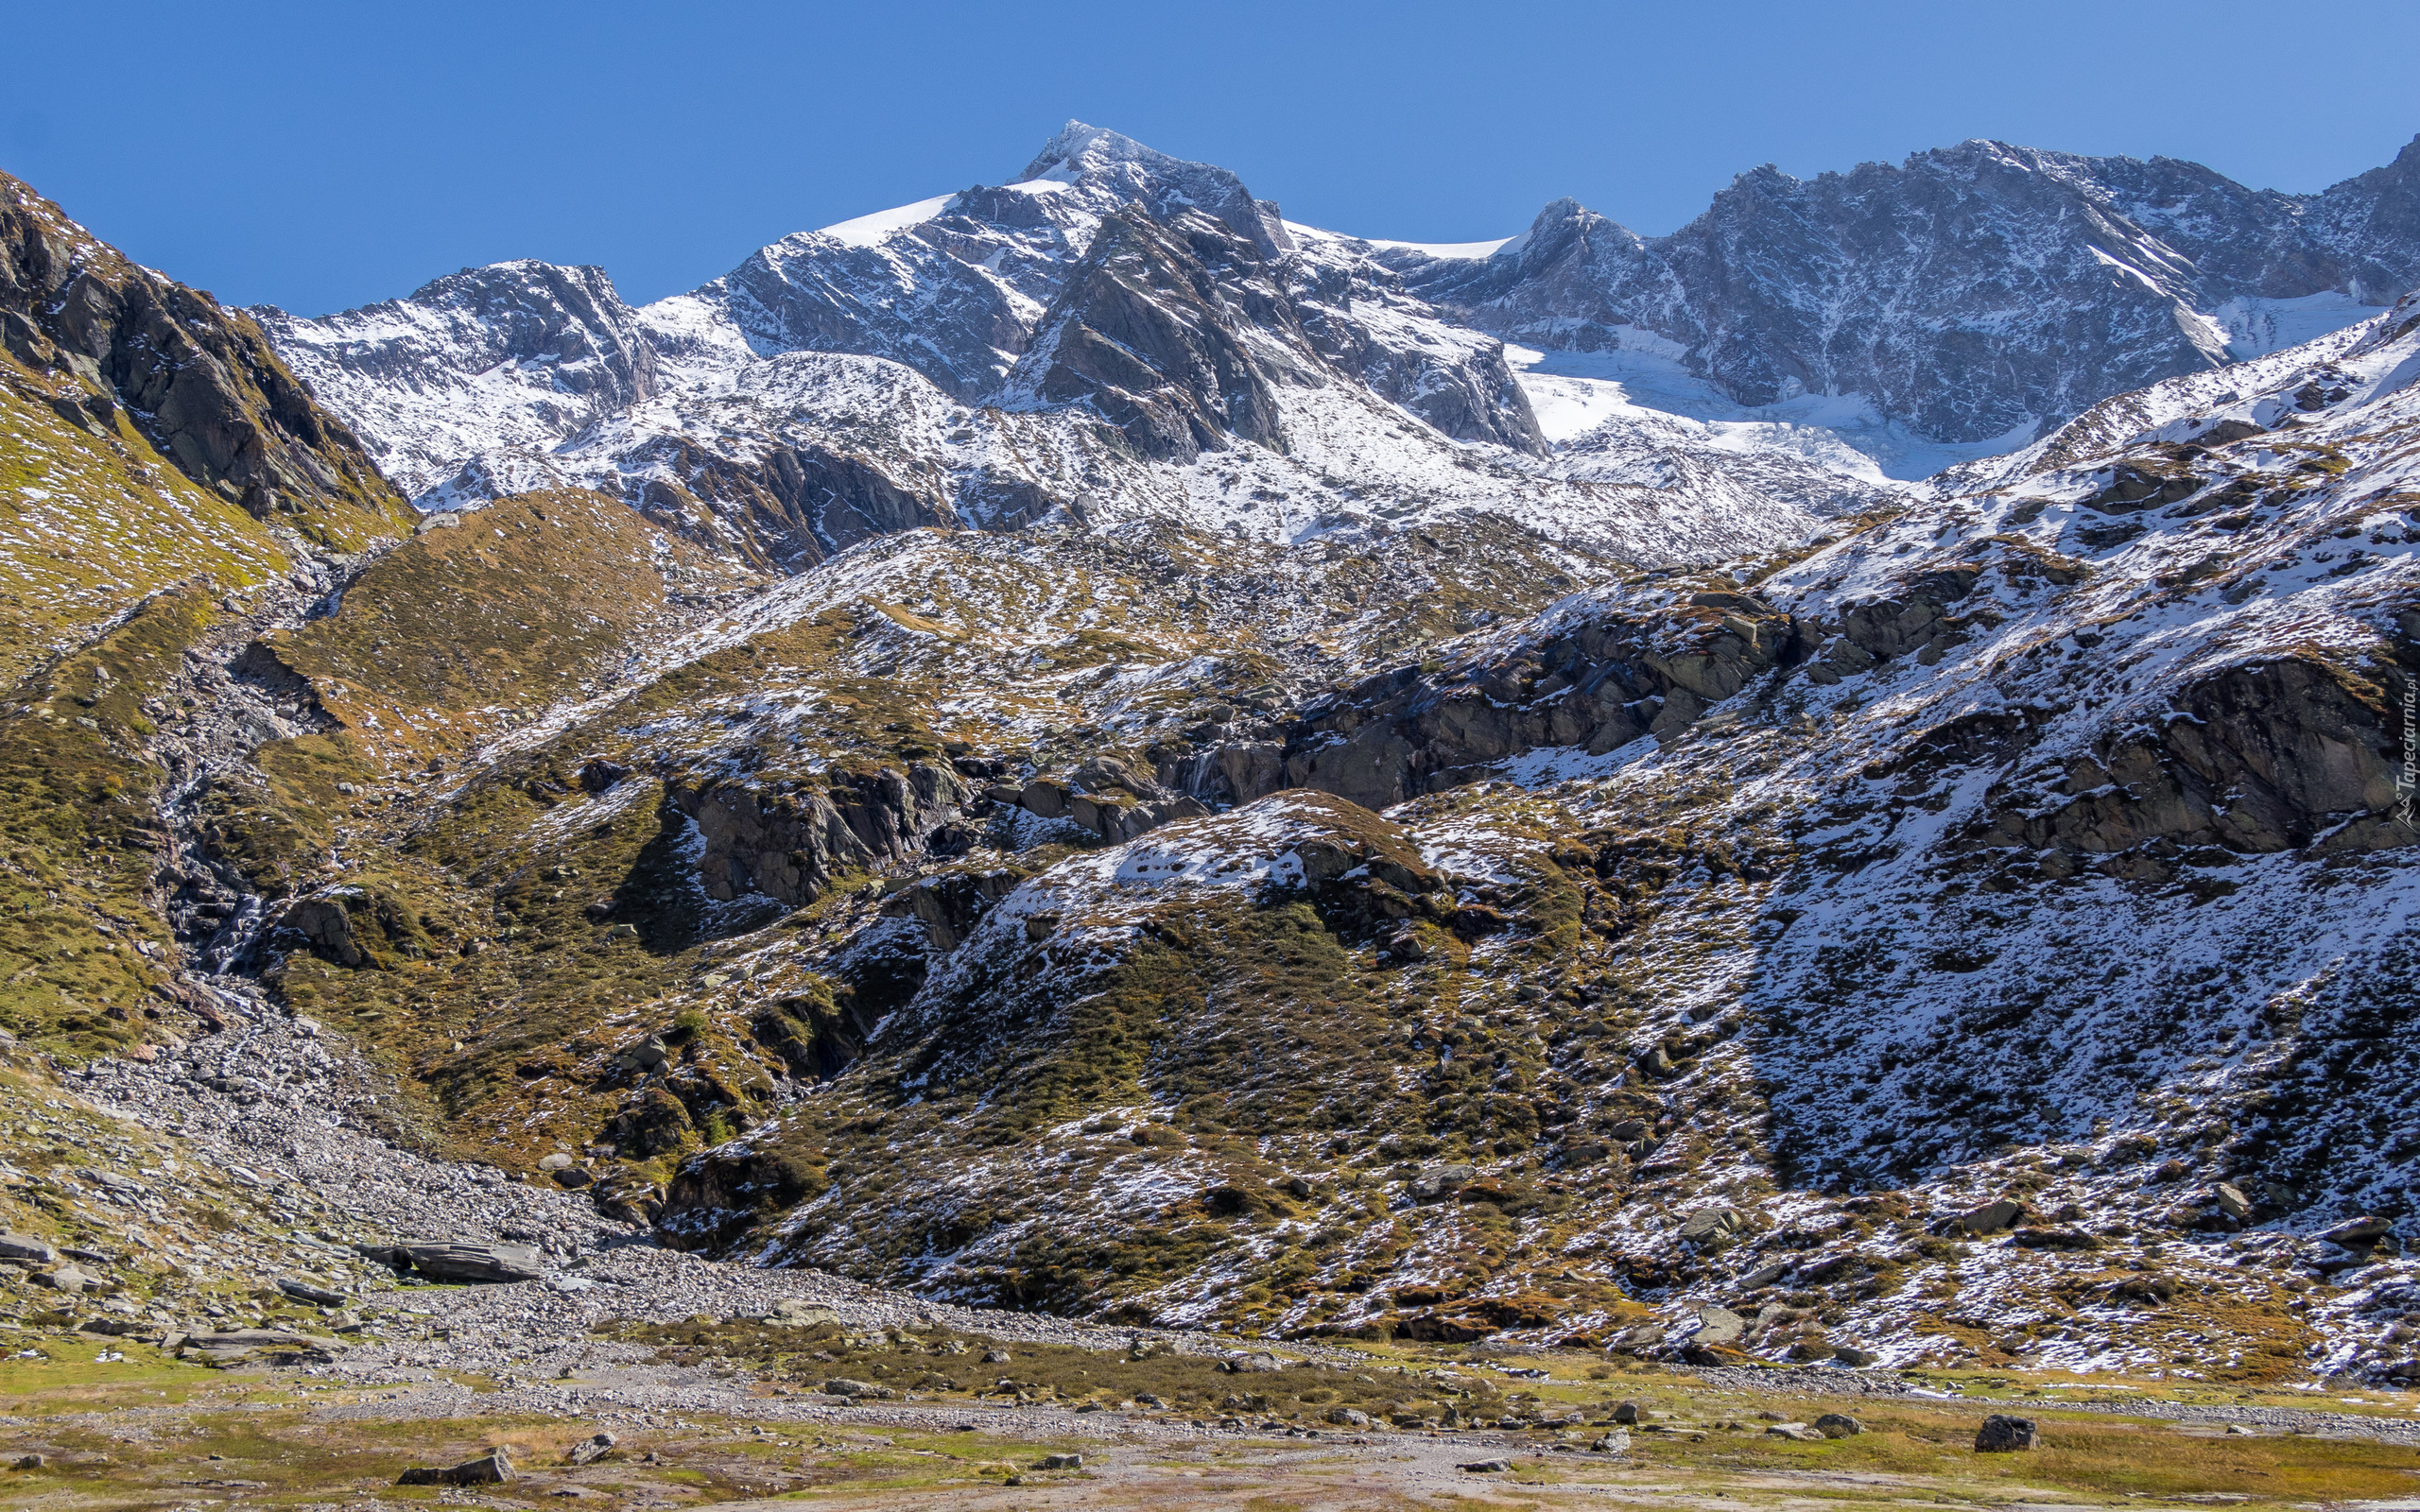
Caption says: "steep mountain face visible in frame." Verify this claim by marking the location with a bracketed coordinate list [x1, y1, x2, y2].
[1003, 205, 1310, 462]
[2, 172, 407, 543]
[695, 122, 1293, 404]
[1387, 136, 2420, 443]
[0, 173, 411, 1063]
[251, 261, 658, 503]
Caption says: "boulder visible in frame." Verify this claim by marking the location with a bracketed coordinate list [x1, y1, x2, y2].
[398, 1447, 513, 1486]
[276, 1278, 349, 1306]
[2011, 1227, 2100, 1251]
[823, 1377, 891, 1399]
[1589, 1430, 1631, 1453]
[32, 1265, 100, 1293]
[1813, 1413, 1863, 1438]
[2214, 1182, 2254, 1220]
[1612, 1400, 1640, 1423]
[2318, 1215, 2395, 1246]
[0, 1231, 57, 1264]
[1610, 1321, 1665, 1350]
[1226, 1350, 1285, 1372]
[1039, 1453, 1083, 1470]
[401, 1242, 544, 1283]
[1458, 1458, 1512, 1473]
[1693, 1306, 1748, 1347]
[186, 1329, 342, 1366]
[538, 1152, 575, 1172]
[565, 1433, 615, 1467]
[1975, 1415, 2039, 1452]
[769, 1298, 837, 1326]
[189, 1329, 338, 1349]
[1766, 1423, 1826, 1441]
[1325, 1407, 1370, 1427]
[1679, 1207, 1746, 1244]
[1409, 1164, 1477, 1202]
[617, 1037, 669, 1073]
[1949, 1198, 2025, 1235]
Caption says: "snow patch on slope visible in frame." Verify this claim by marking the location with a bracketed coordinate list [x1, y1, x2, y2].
[813, 194, 957, 248]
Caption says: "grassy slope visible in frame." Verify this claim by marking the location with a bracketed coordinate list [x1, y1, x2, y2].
[0, 274, 412, 1049]
[0, 587, 219, 1050]
[236, 521, 1613, 1193]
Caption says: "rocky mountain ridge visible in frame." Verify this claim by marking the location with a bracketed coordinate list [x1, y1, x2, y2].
[255, 124, 1953, 569]
[1384, 134, 2420, 444]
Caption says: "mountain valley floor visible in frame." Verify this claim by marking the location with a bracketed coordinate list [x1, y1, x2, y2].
[5, 1003, 2420, 1512]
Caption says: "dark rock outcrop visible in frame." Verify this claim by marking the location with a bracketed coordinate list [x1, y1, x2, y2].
[1167, 589, 1810, 810]
[1, 172, 406, 540]
[1958, 656, 2404, 867]
[880, 868, 1027, 951]
[628, 435, 959, 572]
[668, 763, 968, 907]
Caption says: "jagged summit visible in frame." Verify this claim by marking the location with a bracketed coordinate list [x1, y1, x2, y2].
[254, 123, 2420, 572]
[1015, 118, 1165, 182]
[1393, 132, 2420, 444]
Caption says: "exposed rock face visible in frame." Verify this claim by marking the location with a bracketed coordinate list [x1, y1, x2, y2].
[1280, 234, 1548, 455]
[245, 124, 1615, 556]
[1390, 136, 2420, 442]
[668, 764, 969, 907]
[1163, 586, 1811, 810]
[1958, 656, 2400, 862]
[277, 885, 429, 971]
[1006, 207, 1307, 462]
[692, 121, 1297, 405]
[627, 433, 959, 572]
[880, 868, 1027, 951]
[0, 172, 406, 537]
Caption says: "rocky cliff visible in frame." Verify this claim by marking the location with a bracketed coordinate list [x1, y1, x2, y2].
[2, 172, 407, 543]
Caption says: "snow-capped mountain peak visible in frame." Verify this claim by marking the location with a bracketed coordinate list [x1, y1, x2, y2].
[256, 123, 2420, 582]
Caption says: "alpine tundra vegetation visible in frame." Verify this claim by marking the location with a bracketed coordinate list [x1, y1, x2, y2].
[1, 119, 2417, 1509]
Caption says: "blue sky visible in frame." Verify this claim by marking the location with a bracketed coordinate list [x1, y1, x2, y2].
[8, 0, 2415, 317]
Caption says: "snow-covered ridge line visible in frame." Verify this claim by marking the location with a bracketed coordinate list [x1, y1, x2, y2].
[253, 122, 1942, 563]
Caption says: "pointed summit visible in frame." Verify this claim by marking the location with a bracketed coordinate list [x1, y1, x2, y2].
[1016, 120, 1168, 184]
[1010, 120, 1288, 256]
